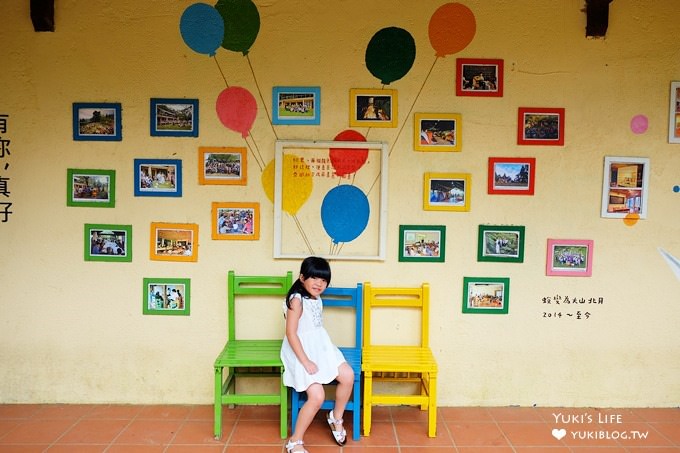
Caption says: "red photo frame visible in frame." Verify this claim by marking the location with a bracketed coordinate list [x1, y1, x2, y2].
[456, 58, 504, 97]
[517, 107, 565, 146]
[487, 157, 536, 195]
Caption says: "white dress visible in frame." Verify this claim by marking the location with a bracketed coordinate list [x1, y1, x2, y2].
[280, 293, 346, 392]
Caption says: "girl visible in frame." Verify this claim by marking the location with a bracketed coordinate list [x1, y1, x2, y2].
[281, 256, 354, 453]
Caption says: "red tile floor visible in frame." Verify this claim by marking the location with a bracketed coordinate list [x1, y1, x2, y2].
[0, 404, 678, 452]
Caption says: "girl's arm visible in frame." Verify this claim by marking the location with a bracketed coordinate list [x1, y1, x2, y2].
[285, 295, 318, 375]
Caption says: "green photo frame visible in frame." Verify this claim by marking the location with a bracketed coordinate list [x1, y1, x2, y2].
[67, 169, 115, 208]
[398, 225, 445, 262]
[477, 225, 525, 263]
[462, 277, 510, 314]
[84, 223, 132, 262]
[143, 278, 191, 316]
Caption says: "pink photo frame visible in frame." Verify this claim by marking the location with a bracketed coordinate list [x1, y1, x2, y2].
[546, 239, 594, 277]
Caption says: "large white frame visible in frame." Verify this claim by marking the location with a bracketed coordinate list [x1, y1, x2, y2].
[274, 139, 388, 260]
[600, 156, 650, 219]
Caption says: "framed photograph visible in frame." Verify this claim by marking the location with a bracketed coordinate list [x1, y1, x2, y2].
[143, 278, 190, 316]
[349, 88, 397, 128]
[546, 239, 594, 277]
[487, 157, 536, 195]
[414, 113, 462, 152]
[600, 156, 650, 219]
[517, 107, 565, 146]
[67, 168, 115, 208]
[477, 225, 525, 263]
[150, 222, 198, 262]
[669, 81, 680, 143]
[212, 202, 260, 240]
[398, 225, 446, 262]
[274, 140, 388, 261]
[462, 277, 510, 314]
[73, 102, 122, 141]
[199, 147, 246, 185]
[84, 223, 132, 262]
[150, 98, 198, 137]
[456, 58, 504, 97]
[272, 86, 320, 125]
[423, 172, 471, 211]
[134, 158, 182, 197]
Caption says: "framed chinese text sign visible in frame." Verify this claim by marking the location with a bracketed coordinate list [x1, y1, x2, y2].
[462, 277, 510, 314]
[67, 168, 115, 208]
[143, 278, 190, 316]
[150, 98, 198, 137]
[488, 157, 536, 195]
[414, 113, 462, 152]
[272, 86, 320, 125]
[73, 102, 122, 141]
[517, 107, 565, 146]
[398, 225, 446, 263]
[456, 58, 504, 97]
[274, 139, 388, 261]
[423, 172, 471, 211]
[199, 147, 246, 185]
[546, 239, 594, 277]
[150, 222, 198, 262]
[477, 225, 525, 263]
[84, 223, 132, 262]
[600, 156, 650, 219]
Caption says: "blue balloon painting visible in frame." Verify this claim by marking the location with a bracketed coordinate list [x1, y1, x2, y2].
[180, 3, 225, 57]
[320, 185, 370, 244]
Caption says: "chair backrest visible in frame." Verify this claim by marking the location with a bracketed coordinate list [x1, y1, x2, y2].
[320, 284, 363, 349]
[227, 270, 294, 341]
[363, 282, 430, 348]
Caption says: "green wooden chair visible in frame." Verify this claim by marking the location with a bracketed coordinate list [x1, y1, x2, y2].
[213, 270, 293, 439]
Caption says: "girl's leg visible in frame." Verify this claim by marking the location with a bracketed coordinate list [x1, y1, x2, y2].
[332, 362, 354, 420]
[290, 383, 324, 443]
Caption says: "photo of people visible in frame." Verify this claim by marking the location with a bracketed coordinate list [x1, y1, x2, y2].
[356, 95, 391, 121]
[551, 245, 588, 272]
[138, 164, 177, 191]
[429, 178, 466, 206]
[203, 152, 242, 180]
[72, 173, 111, 203]
[466, 282, 505, 309]
[77, 107, 117, 136]
[277, 92, 316, 119]
[483, 230, 520, 258]
[147, 283, 186, 311]
[522, 112, 560, 140]
[154, 102, 194, 132]
[89, 228, 127, 256]
[403, 230, 441, 258]
[216, 208, 255, 236]
[460, 63, 499, 93]
[154, 228, 194, 257]
[419, 119, 456, 146]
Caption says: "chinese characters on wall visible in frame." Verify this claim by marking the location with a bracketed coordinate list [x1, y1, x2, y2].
[0, 114, 11, 222]
[542, 295, 605, 320]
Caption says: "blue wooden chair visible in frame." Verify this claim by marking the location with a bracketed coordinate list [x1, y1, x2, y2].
[213, 271, 293, 439]
[290, 283, 363, 441]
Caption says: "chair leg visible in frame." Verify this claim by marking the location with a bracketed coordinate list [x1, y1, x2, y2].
[352, 379, 361, 441]
[279, 370, 288, 439]
[362, 371, 372, 436]
[213, 366, 223, 439]
[428, 373, 437, 438]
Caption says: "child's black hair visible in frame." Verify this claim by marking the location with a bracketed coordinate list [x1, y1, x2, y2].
[285, 256, 331, 309]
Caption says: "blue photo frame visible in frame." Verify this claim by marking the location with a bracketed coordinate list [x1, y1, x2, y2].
[134, 158, 182, 197]
[73, 102, 122, 141]
[150, 98, 199, 137]
[272, 86, 320, 125]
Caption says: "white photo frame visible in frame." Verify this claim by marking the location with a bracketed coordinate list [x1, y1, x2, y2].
[668, 81, 680, 143]
[600, 156, 650, 219]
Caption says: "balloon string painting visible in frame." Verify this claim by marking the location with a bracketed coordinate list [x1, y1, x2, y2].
[179, 2, 478, 258]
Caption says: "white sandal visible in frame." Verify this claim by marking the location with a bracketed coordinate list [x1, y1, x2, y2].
[285, 439, 308, 453]
[326, 410, 347, 446]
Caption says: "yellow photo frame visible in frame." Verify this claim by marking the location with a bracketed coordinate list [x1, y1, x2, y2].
[150, 222, 198, 262]
[349, 88, 397, 128]
[414, 113, 462, 152]
[423, 172, 471, 212]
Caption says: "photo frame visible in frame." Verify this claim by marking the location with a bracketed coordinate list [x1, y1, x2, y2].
[199, 147, 246, 185]
[84, 223, 132, 262]
[134, 158, 182, 197]
[150, 98, 198, 137]
[456, 58, 504, 97]
[517, 107, 565, 146]
[211, 202, 260, 240]
[477, 225, 525, 263]
[67, 168, 115, 208]
[423, 172, 471, 211]
[414, 113, 462, 152]
[546, 239, 594, 277]
[349, 88, 397, 128]
[150, 222, 198, 262]
[272, 86, 320, 125]
[600, 156, 650, 219]
[72, 102, 122, 141]
[143, 278, 190, 316]
[462, 277, 510, 314]
[398, 225, 445, 262]
[274, 139, 388, 261]
[487, 157, 536, 195]
[669, 81, 680, 143]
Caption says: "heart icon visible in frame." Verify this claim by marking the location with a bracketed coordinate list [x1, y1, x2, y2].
[552, 428, 567, 440]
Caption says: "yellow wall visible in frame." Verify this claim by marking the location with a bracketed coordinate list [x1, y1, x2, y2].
[1, 0, 679, 406]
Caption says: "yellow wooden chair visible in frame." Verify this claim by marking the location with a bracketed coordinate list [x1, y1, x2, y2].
[361, 282, 438, 437]
[213, 271, 293, 439]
